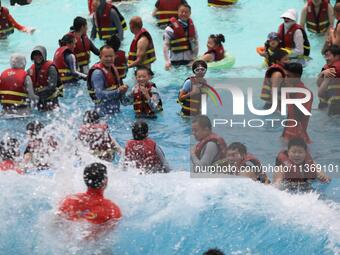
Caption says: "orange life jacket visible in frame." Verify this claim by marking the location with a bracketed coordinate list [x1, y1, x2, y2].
[114, 50, 127, 79]
[169, 17, 196, 53]
[260, 64, 286, 103]
[194, 133, 227, 162]
[0, 68, 28, 108]
[125, 138, 163, 171]
[155, 0, 181, 26]
[128, 28, 156, 66]
[278, 23, 310, 56]
[204, 45, 225, 62]
[306, 0, 330, 33]
[87, 62, 121, 103]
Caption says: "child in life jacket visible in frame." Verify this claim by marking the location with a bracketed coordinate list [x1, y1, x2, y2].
[256, 32, 286, 66]
[201, 34, 226, 62]
[78, 110, 120, 162]
[215, 142, 270, 184]
[24, 121, 58, 170]
[124, 66, 163, 118]
[273, 138, 331, 190]
[0, 137, 24, 174]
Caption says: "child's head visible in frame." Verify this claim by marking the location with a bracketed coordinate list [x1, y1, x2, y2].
[106, 34, 121, 52]
[269, 49, 289, 66]
[134, 66, 153, 86]
[178, 3, 191, 21]
[226, 142, 247, 165]
[266, 32, 280, 49]
[287, 138, 307, 165]
[207, 34, 225, 50]
[284, 62, 303, 79]
[192, 60, 208, 78]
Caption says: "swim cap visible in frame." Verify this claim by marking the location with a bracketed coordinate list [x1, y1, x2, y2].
[132, 121, 148, 140]
[83, 163, 107, 189]
[83, 110, 100, 124]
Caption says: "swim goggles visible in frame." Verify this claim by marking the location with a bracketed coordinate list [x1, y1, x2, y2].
[194, 66, 207, 74]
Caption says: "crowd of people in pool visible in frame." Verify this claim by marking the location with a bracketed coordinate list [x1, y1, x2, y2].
[0, 0, 339, 246]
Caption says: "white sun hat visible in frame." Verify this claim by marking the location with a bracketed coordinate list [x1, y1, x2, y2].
[280, 9, 298, 22]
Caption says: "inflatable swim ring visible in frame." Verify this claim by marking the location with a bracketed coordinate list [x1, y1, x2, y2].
[207, 52, 235, 70]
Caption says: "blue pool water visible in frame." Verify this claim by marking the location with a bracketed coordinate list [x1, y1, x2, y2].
[0, 0, 340, 254]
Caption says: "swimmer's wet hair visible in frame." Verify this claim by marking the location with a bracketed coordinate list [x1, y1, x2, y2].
[284, 62, 303, 77]
[203, 248, 225, 255]
[132, 120, 148, 140]
[59, 34, 75, 47]
[268, 49, 288, 65]
[83, 163, 107, 189]
[209, 34, 225, 46]
[106, 34, 121, 51]
[228, 142, 247, 155]
[178, 3, 191, 11]
[70, 16, 87, 32]
[288, 138, 307, 151]
[192, 115, 212, 130]
[134, 66, 154, 76]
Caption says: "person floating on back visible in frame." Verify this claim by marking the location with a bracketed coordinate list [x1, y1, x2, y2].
[78, 110, 120, 162]
[28, 46, 61, 111]
[58, 162, 122, 226]
[273, 138, 331, 191]
[125, 120, 171, 173]
[0, 0, 35, 39]
[201, 34, 225, 63]
[0, 137, 24, 174]
[124, 66, 163, 118]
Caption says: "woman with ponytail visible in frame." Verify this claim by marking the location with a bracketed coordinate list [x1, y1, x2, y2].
[201, 34, 225, 62]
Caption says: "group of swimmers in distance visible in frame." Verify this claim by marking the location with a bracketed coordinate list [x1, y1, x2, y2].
[0, 0, 339, 250]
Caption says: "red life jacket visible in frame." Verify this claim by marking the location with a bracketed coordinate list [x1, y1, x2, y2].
[58, 188, 122, 225]
[169, 17, 196, 53]
[87, 62, 121, 103]
[114, 50, 127, 79]
[306, 0, 330, 33]
[0, 160, 24, 174]
[194, 133, 227, 162]
[204, 45, 225, 61]
[70, 32, 91, 67]
[0, 7, 14, 38]
[278, 23, 310, 56]
[208, 0, 237, 7]
[239, 154, 261, 168]
[326, 60, 340, 115]
[53, 46, 75, 84]
[155, 0, 181, 26]
[94, 3, 127, 40]
[0, 68, 28, 108]
[78, 123, 116, 152]
[260, 64, 286, 103]
[282, 82, 313, 144]
[128, 28, 156, 66]
[276, 150, 317, 182]
[125, 138, 163, 171]
[28, 61, 61, 100]
[133, 82, 156, 117]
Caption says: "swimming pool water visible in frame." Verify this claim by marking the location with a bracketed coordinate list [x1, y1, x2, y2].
[0, 0, 340, 254]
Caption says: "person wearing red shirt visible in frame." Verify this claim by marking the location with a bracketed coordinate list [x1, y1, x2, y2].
[58, 162, 122, 225]
[0, 0, 35, 39]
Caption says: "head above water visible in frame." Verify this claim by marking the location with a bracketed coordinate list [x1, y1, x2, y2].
[59, 34, 76, 50]
[287, 138, 308, 165]
[106, 34, 121, 52]
[178, 3, 191, 21]
[324, 45, 340, 65]
[208, 34, 225, 48]
[10, 53, 26, 69]
[269, 49, 289, 66]
[0, 137, 20, 161]
[134, 66, 153, 86]
[83, 110, 100, 124]
[129, 16, 143, 34]
[132, 120, 148, 140]
[192, 60, 208, 77]
[284, 62, 303, 78]
[83, 162, 108, 189]
[192, 115, 212, 141]
[203, 248, 225, 255]
[226, 142, 247, 165]
[31, 45, 47, 64]
[99, 45, 115, 67]
[26, 121, 44, 137]
[70, 16, 87, 33]
[281, 9, 298, 23]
